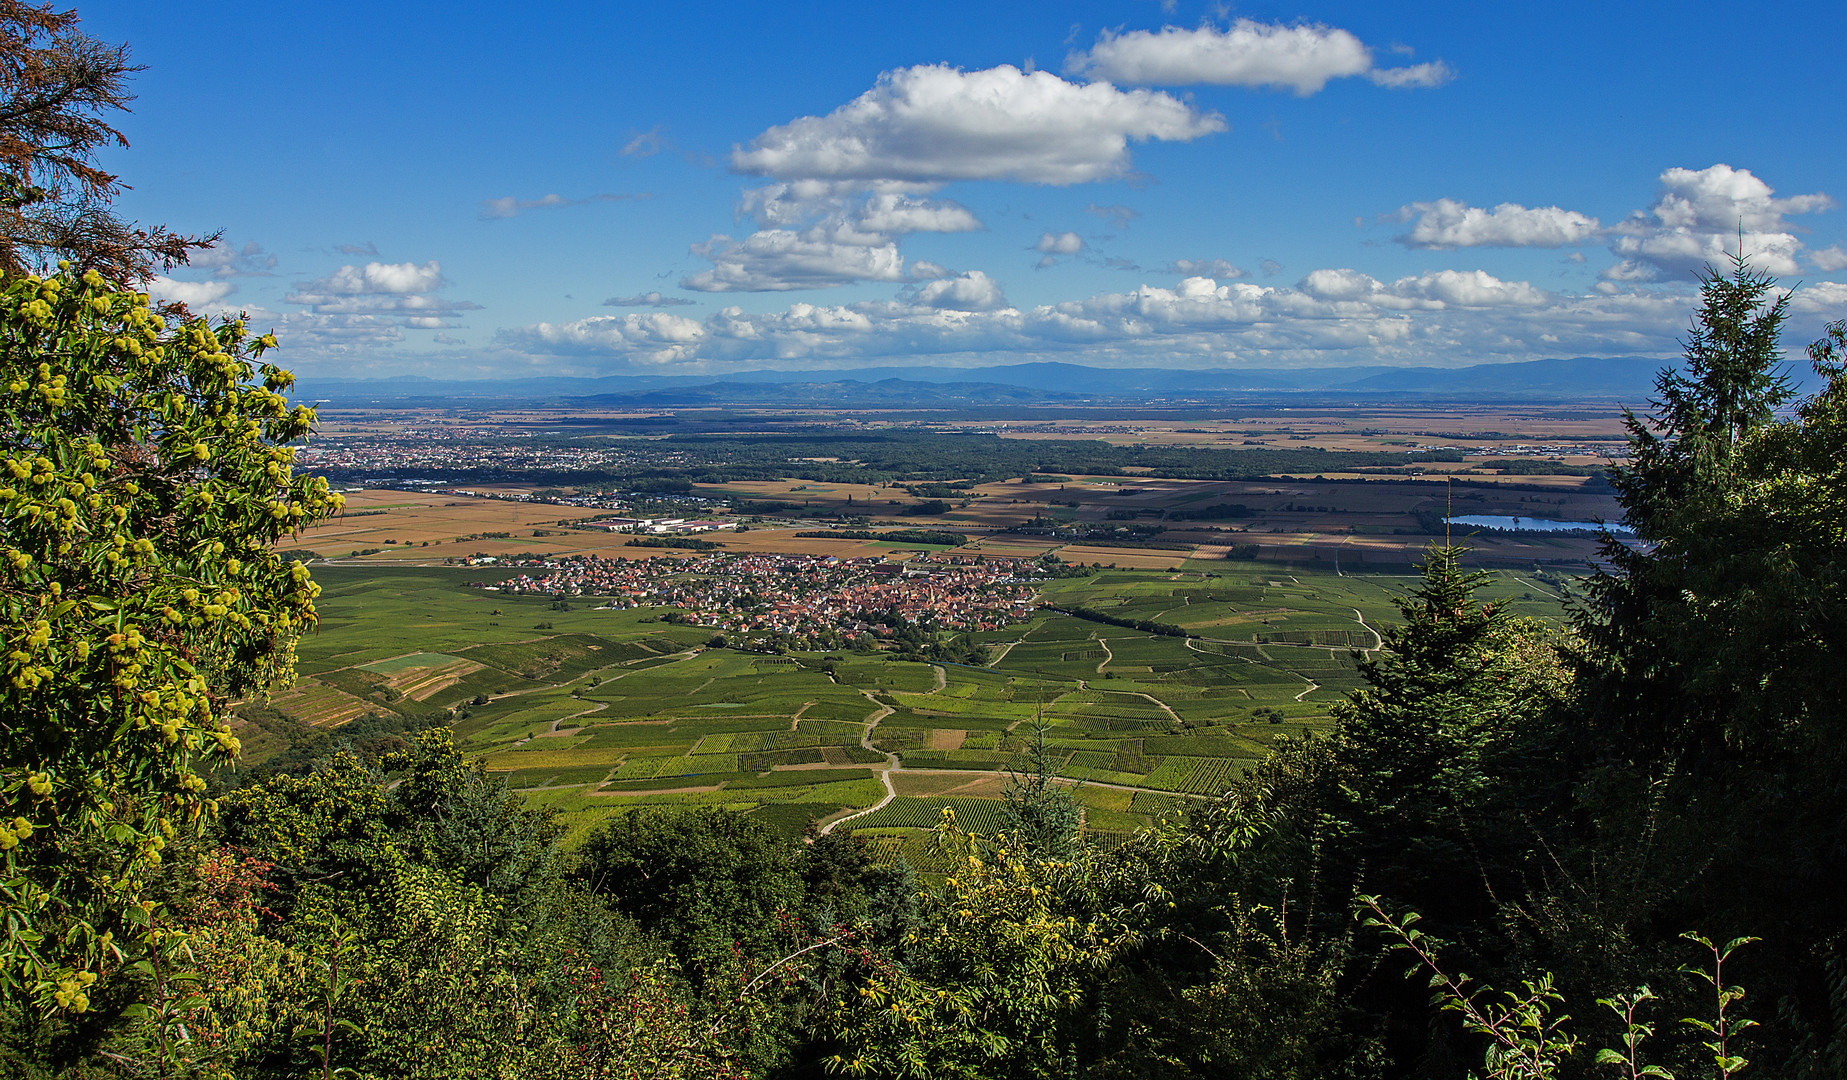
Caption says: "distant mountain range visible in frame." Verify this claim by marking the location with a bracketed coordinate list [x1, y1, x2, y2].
[292, 355, 1806, 409]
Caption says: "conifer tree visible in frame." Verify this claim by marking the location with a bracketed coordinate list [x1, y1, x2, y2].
[1002, 718, 1080, 861]
[1327, 544, 1568, 922]
[0, 1, 208, 281]
[1581, 255, 1806, 765]
[1337, 545, 1503, 814]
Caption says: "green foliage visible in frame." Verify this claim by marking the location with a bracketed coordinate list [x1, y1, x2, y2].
[538, 962, 749, 1080]
[571, 807, 920, 1075]
[1570, 279, 1847, 1076]
[1361, 897, 1580, 1080]
[1052, 603, 1189, 637]
[103, 727, 727, 1079]
[1336, 545, 1565, 828]
[573, 807, 811, 975]
[1104, 903, 1351, 1077]
[217, 750, 396, 912]
[105, 849, 307, 1078]
[626, 535, 721, 550]
[794, 529, 968, 547]
[1676, 933, 1759, 1080]
[1582, 255, 1818, 763]
[1002, 722, 1081, 861]
[306, 861, 540, 1079]
[1364, 897, 1764, 1080]
[826, 814, 1137, 1079]
[827, 796, 1363, 1079]
[0, 268, 339, 1010]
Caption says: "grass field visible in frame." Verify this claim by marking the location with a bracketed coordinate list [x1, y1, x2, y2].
[248, 554, 1573, 845]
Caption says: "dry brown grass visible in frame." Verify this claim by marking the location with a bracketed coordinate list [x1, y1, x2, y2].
[1057, 545, 1196, 569]
[963, 538, 1061, 557]
[289, 489, 608, 558]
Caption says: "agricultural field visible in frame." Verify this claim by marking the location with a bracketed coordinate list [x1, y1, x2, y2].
[246, 551, 1573, 850]
[290, 398, 1631, 574]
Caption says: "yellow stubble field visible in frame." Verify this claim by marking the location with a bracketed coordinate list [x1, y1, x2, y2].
[286, 488, 609, 557]
[287, 488, 924, 562]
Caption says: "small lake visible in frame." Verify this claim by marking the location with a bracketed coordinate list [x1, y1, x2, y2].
[1448, 514, 1634, 535]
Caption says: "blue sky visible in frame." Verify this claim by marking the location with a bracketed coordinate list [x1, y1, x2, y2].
[88, 0, 1847, 378]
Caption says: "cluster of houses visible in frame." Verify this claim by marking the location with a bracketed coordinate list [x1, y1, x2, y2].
[474, 551, 1038, 646]
[297, 433, 652, 477]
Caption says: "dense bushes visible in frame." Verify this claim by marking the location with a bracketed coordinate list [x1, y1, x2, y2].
[794, 529, 967, 546]
[1049, 603, 1190, 638]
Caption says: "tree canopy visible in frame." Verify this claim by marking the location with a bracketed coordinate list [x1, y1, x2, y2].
[0, 267, 340, 1011]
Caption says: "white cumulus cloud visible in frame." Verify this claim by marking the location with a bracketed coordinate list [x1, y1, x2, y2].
[1788, 280, 1847, 316]
[739, 182, 980, 233]
[1034, 231, 1087, 269]
[1395, 198, 1601, 249]
[904, 270, 1007, 311]
[1808, 245, 1847, 273]
[1605, 164, 1834, 281]
[1297, 267, 1379, 302]
[855, 192, 984, 234]
[681, 225, 907, 292]
[1068, 21, 1452, 95]
[496, 264, 1701, 376]
[285, 260, 477, 324]
[737, 181, 870, 228]
[148, 277, 237, 311]
[1294, 267, 1548, 310]
[1366, 62, 1455, 89]
[731, 63, 1224, 186]
[310, 261, 446, 295]
[1390, 269, 1550, 308]
[695, 185, 982, 291]
[510, 311, 708, 365]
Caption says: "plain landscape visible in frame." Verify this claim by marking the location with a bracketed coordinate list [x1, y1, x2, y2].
[242, 398, 1604, 853]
